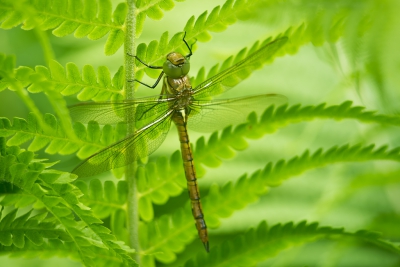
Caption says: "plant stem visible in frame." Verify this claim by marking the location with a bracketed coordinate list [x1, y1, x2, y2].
[34, 28, 54, 65]
[125, 0, 140, 264]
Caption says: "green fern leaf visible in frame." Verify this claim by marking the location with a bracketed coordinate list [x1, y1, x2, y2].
[141, 142, 400, 262]
[141, 204, 194, 264]
[0, 238, 80, 259]
[0, 137, 136, 266]
[14, 61, 125, 101]
[135, 1, 291, 82]
[0, 53, 15, 92]
[0, 184, 37, 208]
[135, 0, 185, 36]
[191, 37, 287, 90]
[194, 101, 400, 171]
[141, 169, 268, 263]
[75, 179, 128, 242]
[190, 3, 369, 79]
[76, 179, 127, 218]
[0, 112, 128, 159]
[0, 0, 127, 55]
[137, 151, 184, 222]
[204, 143, 400, 226]
[183, 221, 400, 266]
[135, 34, 288, 97]
[1, 60, 124, 132]
[0, 209, 69, 248]
[132, 102, 400, 230]
[183, 0, 263, 42]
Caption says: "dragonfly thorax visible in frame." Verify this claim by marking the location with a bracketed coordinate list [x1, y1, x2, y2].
[163, 52, 190, 79]
[174, 88, 193, 109]
[166, 75, 192, 94]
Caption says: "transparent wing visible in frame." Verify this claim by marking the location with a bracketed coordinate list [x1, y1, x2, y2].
[193, 37, 288, 99]
[187, 94, 287, 132]
[72, 110, 174, 178]
[68, 95, 174, 125]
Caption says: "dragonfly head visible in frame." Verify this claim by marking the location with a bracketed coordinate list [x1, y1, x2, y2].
[164, 52, 190, 79]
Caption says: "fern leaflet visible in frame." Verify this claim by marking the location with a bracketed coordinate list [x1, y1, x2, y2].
[142, 143, 400, 262]
[183, 221, 400, 267]
[0, 0, 127, 55]
[0, 137, 136, 266]
[0, 209, 69, 248]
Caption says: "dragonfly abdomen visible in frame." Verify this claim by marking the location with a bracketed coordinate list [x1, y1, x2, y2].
[172, 111, 209, 252]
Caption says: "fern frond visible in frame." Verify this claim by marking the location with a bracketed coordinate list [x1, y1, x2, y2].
[0, 240, 136, 267]
[10, 61, 124, 101]
[39, 173, 136, 266]
[136, 151, 185, 222]
[1, 54, 72, 139]
[3, 102, 396, 262]
[76, 179, 128, 219]
[135, 1, 365, 85]
[140, 172, 266, 263]
[2, 59, 124, 141]
[257, 101, 400, 131]
[136, 0, 263, 59]
[0, 0, 127, 55]
[75, 179, 128, 243]
[183, 142, 400, 232]
[142, 142, 400, 262]
[0, 53, 15, 92]
[135, 0, 185, 36]
[134, 0, 290, 81]
[141, 201, 194, 264]
[205, 143, 400, 225]
[0, 112, 127, 159]
[183, 0, 266, 42]
[0, 137, 136, 266]
[195, 101, 400, 171]
[135, 101, 400, 223]
[0, 184, 37, 208]
[183, 221, 400, 267]
[0, 53, 54, 136]
[0, 238, 80, 259]
[0, 240, 134, 267]
[0, 209, 68, 248]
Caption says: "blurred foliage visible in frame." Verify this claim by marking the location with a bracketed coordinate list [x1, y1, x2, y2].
[1, 0, 400, 266]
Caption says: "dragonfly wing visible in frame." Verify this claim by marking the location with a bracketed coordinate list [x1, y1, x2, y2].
[188, 94, 287, 132]
[68, 95, 173, 125]
[72, 110, 174, 177]
[193, 37, 288, 99]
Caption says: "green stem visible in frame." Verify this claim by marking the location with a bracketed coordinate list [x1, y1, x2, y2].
[34, 29, 77, 142]
[125, 0, 140, 264]
[34, 28, 55, 65]
[9, 80, 47, 133]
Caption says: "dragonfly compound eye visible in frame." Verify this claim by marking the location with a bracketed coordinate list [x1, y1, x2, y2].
[164, 52, 190, 78]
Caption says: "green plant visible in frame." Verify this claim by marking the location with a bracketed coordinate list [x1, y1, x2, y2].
[1, 0, 400, 266]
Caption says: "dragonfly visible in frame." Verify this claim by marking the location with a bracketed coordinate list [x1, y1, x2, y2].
[69, 33, 288, 252]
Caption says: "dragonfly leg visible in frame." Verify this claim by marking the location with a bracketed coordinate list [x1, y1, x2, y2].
[129, 54, 163, 70]
[128, 71, 164, 89]
[126, 54, 165, 89]
[158, 77, 168, 99]
[182, 32, 197, 58]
